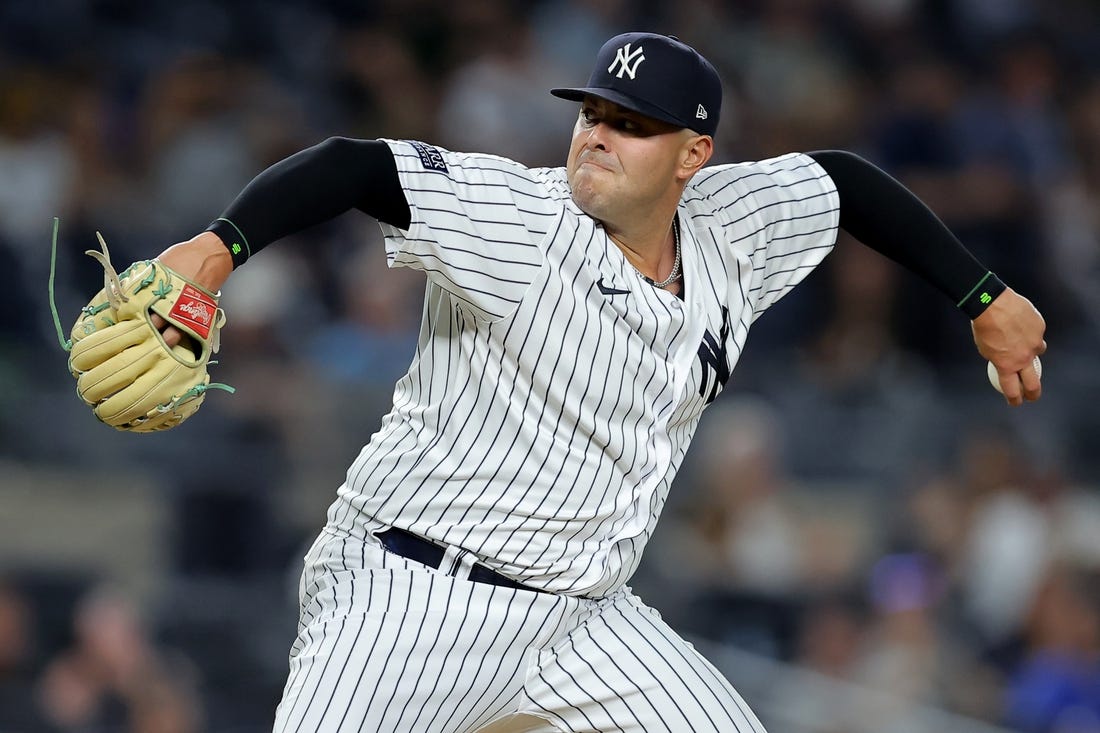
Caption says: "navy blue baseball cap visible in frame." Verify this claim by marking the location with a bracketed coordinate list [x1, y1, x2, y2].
[551, 32, 722, 137]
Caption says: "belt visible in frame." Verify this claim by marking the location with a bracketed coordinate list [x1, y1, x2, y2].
[375, 527, 542, 594]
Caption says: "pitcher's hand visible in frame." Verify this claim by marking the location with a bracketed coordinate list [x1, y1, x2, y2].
[972, 287, 1047, 406]
[152, 232, 234, 347]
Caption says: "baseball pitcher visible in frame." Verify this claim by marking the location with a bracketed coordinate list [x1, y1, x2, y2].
[61, 33, 1045, 732]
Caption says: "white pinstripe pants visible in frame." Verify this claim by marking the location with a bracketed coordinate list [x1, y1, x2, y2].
[273, 528, 765, 733]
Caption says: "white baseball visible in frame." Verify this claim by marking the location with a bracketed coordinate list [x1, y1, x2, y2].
[987, 355, 1042, 394]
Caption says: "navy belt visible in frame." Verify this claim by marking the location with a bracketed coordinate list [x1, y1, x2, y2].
[375, 527, 542, 594]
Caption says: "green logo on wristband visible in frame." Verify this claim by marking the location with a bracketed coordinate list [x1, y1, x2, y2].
[231, 243, 242, 255]
[980, 292, 992, 305]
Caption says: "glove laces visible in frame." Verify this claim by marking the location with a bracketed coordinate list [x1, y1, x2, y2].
[48, 217, 72, 352]
[49, 219, 129, 351]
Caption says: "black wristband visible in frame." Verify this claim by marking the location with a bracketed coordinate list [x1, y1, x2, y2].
[957, 271, 1007, 319]
[207, 217, 251, 269]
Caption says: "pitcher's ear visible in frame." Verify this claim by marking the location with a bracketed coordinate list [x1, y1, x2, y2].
[679, 134, 714, 179]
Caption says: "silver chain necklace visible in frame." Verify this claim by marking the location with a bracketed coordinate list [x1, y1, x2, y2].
[641, 213, 682, 289]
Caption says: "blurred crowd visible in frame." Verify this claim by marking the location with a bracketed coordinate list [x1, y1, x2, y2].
[2, 0, 1100, 731]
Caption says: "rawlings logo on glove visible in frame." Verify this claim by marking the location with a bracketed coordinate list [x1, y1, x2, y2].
[172, 289, 217, 336]
[49, 220, 233, 432]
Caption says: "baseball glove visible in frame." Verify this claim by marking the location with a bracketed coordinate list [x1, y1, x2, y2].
[55, 227, 232, 432]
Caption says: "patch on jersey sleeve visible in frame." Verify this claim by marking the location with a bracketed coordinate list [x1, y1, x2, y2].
[410, 141, 449, 173]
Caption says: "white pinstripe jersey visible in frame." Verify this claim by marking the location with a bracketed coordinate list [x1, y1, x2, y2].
[325, 139, 839, 598]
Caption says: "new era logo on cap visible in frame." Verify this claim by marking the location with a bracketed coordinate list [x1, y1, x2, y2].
[550, 32, 722, 137]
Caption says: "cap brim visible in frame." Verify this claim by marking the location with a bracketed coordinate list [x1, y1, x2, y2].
[550, 87, 686, 130]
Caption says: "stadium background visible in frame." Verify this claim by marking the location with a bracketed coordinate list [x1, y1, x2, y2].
[2, 0, 1099, 730]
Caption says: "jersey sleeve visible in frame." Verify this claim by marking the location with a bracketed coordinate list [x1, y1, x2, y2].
[693, 152, 840, 321]
[378, 139, 560, 321]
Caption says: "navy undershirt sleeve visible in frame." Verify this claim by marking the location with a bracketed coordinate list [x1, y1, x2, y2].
[206, 137, 410, 268]
[808, 149, 1005, 316]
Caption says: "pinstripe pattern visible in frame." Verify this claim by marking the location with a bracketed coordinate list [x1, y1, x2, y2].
[275, 530, 766, 732]
[520, 594, 766, 733]
[276, 529, 571, 732]
[327, 142, 838, 599]
[276, 140, 840, 731]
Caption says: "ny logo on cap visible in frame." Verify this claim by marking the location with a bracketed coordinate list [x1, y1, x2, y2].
[608, 43, 645, 80]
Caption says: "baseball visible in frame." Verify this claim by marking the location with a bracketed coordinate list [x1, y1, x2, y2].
[987, 355, 1042, 393]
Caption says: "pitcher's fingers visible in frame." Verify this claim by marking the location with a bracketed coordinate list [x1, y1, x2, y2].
[163, 327, 182, 348]
[998, 369, 1024, 407]
[1020, 359, 1042, 402]
[150, 313, 182, 347]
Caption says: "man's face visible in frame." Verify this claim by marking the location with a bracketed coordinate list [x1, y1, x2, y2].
[566, 96, 693, 227]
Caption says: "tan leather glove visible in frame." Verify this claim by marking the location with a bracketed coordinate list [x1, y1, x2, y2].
[65, 233, 232, 432]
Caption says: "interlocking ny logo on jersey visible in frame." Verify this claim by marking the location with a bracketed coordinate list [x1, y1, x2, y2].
[697, 306, 732, 404]
[608, 43, 645, 79]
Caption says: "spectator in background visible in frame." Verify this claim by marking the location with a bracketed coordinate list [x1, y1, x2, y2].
[903, 476, 971, 577]
[654, 397, 869, 657]
[303, 236, 422, 386]
[691, 397, 807, 598]
[856, 554, 946, 704]
[851, 553, 991, 727]
[436, 0, 576, 166]
[1005, 565, 1100, 733]
[765, 594, 868, 733]
[642, 397, 804, 655]
[873, 42, 1064, 362]
[64, 79, 148, 245]
[949, 0, 1040, 48]
[336, 26, 439, 142]
[720, 0, 864, 156]
[796, 595, 867, 681]
[955, 425, 1055, 648]
[763, 237, 943, 485]
[530, 0, 633, 83]
[35, 586, 203, 733]
[950, 32, 1067, 299]
[1044, 77, 1100, 330]
[0, 68, 77, 275]
[0, 581, 39, 729]
[141, 53, 263, 240]
[968, 33, 1070, 188]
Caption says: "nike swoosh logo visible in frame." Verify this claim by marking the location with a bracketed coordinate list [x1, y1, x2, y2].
[597, 277, 630, 296]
